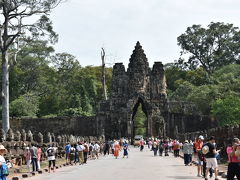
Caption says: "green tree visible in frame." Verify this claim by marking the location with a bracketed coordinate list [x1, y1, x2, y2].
[177, 22, 240, 73]
[0, 0, 62, 133]
[212, 95, 240, 126]
[134, 104, 147, 136]
[10, 93, 39, 118]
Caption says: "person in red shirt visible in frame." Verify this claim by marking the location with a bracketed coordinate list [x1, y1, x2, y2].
[195, 135, 204, 177]
[227, 138, 240, 180]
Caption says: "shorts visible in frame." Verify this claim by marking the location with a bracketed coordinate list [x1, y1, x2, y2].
[49, 160, 55, 168]
[206, 158, 218, 169]
[197, 157, 203, 166]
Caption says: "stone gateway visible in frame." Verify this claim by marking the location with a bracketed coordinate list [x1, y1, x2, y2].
[97, 42, 169, 141]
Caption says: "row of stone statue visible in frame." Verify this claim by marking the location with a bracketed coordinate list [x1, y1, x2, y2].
[0, 128, 105, 145]
[177, 124, 240, 147]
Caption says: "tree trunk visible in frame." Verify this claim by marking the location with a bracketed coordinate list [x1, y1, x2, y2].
[101, 48, 107, 100]
[1, 50, 10, 134]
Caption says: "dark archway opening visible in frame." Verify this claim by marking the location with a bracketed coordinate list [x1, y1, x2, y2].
[132, 98, 148, 139]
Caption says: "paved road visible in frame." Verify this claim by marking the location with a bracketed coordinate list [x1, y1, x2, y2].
[30, 146, 222, 180]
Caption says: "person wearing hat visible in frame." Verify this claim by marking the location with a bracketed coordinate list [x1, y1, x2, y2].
[0, 145, 8, 180]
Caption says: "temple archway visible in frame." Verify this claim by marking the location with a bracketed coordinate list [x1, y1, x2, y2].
[131, 97, 148, 140]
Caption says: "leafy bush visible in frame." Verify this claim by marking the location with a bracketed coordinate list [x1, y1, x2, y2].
[58, 108, 92, 117]
[10, 93, 39, 117]
[212, 95, 240, 126]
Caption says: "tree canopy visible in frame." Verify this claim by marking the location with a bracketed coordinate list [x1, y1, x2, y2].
[177, 22, 240, 73]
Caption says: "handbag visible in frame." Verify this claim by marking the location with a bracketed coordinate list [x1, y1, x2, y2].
[0, 163, 9, 176]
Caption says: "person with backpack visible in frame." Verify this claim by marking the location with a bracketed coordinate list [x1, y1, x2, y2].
[69, 145, 76, 165]
[0, 145, 8, 180]
[159, 141, 164, 156]
[46, 144, 56, 173]
[202, 136, 220, 180]
[123, 141, 129, 158]
[83, 141, 89, 164]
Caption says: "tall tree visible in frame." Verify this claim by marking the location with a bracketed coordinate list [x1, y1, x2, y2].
[177, 22, 240, 73]
[0, 0, 62, 134]
[101, 48, 108, 100]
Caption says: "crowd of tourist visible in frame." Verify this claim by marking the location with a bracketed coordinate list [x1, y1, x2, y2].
[0, 135, 239, 180]
[143, 135, 240, 180]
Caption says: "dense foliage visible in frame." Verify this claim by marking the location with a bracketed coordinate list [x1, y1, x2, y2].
[166, 63, 240, 126]
[134, 104, 147, 136]
[1, 40, 112, 118]
[164, 22, 240, 126]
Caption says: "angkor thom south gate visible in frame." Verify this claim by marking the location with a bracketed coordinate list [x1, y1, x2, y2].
[96, 42, 216, 141]
[97, 42, 173, 141]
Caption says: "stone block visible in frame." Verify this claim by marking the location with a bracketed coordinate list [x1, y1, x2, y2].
[12, 177, 20, 180]
[22, 174, 28, 178]
[218, 171, 224, 175]
[14, 168, 20, 173]
[221, 172, 227, 178]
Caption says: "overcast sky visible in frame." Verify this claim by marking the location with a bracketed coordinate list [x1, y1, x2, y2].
[50, 0, 240, 68]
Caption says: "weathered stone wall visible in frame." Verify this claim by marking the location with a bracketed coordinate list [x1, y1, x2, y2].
[166, 112, 217, 138]
[177, 124, 240, 158]
[0, 116, 97, 137]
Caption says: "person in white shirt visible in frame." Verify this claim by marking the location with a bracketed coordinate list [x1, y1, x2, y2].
[46, 145, 56, 173]
[77, 142, 85, 164]
[93, 142, 100, 159]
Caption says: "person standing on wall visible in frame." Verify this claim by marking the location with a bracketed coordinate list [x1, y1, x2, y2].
[30, 144, 38, 172]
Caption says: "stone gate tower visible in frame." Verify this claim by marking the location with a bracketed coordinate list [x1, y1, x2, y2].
[97, 42, 169, 140]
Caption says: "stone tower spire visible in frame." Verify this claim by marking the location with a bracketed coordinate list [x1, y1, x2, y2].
[128, 41, 148, 69]
[127, 42, 150, 96]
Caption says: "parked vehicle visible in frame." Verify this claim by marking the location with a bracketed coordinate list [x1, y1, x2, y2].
[134, 135, 143, 147]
